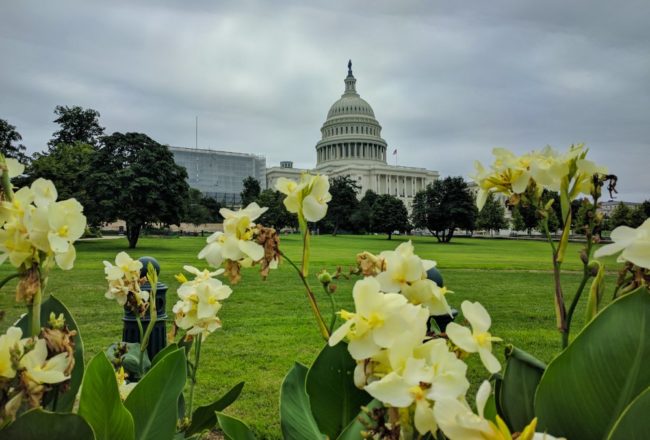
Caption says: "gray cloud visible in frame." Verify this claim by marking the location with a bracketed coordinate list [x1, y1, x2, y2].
[1, 0, 648, 200]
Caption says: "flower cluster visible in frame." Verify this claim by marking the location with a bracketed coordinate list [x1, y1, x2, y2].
[199, 203, 278, 283]
[275, 173, 332, 223]
[0, 325, 72, 423]
[327, 242, 563, 438]
[103, 252, 149, 315]
[0, 171, 86, 274]
[172, 266, 233, 341]
[356, 241, 452, 317]
[472, 145, 607, 210]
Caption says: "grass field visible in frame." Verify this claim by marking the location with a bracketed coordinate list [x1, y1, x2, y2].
[0, 234, 621, 438]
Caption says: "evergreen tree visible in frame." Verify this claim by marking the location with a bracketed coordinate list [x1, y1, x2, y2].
[411, 177, 476, 243]
[610, 203, 632, 228]
[476, 193, 508, 235]
[322, 175, 360, 235]
[370, 194, 409, 240]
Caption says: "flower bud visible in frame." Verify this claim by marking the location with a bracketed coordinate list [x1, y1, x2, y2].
[317, 270, 333, 285]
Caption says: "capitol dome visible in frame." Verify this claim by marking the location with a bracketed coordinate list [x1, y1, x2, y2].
[316, 61, 388, 166]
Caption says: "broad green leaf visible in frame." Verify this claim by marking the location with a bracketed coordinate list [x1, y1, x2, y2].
[337, 399, 382, 440]
[607, 386, 650, 440]
[151, 342, 178, 366]
[17, 295, 84, 412]
[216, 412, 257, 440]
[280, 362, 326, 440]
[306, 343, 371, 439]
[0, 408, 94, 440]
[124, 348, 186, 440]
[497, 345, 546, 432]
[78, 353, 135, 440]
[186, 381, 245, 436]
[536, 287, 650, 438]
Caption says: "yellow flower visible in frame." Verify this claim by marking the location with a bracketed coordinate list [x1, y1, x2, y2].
[172, 266, 232, 341]
[0, 327, 24, 379]
[20, 338, 70, 385]
[276, 173, 332, 222]
[446, 301, 502, 373]
[375, 241, 436, 293]
[198, 203, 267, 268]
[594, 218, 650, 269]
[328, 277, 428, 360]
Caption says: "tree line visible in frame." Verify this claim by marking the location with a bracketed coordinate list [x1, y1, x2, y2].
[0, 106, 211, 248]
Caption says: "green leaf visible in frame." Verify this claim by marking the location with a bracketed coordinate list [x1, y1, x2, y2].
[607, 386, 650, 440]
[497, 345, 546, 432]
[16, 295, 84, 412]
[124, 347, 186, 440]
[306, 343, 371, 439]
[0, 408, 94, 440]
[151, 342, 178, 367]
[586, 261, 605, 322]
[280, 362, 326, 440]
[78, 353, 135, 440]
[216, 412, 257, 440]
[337, 399, 383, 440]
[536, 287, 650, 438]
[186, 381, 245, 436]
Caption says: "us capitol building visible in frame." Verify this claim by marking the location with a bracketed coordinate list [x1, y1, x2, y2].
[266, 61, 439, 210]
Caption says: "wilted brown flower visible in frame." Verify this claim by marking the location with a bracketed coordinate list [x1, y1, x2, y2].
[41, 327, 77, 375]
[16, 266, 40, 304]
[356, 251, 384, 277]
[255, 226, 281, 280]
[224, 260, 242, 285]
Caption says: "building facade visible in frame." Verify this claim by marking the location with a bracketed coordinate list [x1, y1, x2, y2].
[266, 62, 439, 210]
[170, 146, 266, 205]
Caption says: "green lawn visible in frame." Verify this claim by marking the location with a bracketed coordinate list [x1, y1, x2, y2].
[0, 235, 621, 439]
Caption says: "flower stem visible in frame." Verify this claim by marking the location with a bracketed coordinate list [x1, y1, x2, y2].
[322, 284, 338, 335]
[541, 218, 567, 347]
[564, 203, 597, 346]
[31, 284, 42, 337]
[279, 249, 330, 341]
[187, 336, 202, 418]
[0, 272, 20, 290]
[135, 314, 145, 376]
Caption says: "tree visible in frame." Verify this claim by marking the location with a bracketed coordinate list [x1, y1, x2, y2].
[642, 200, 650, 218]
[350, 189, 378, 233]
[370, 194, 409, 240]
[182, 188, 211, 226]
[0, 118, 29, 163]
[49, 105, 105, 148]
[628, 205, 647, 228]
[240, 176, 261, 206]
[411, 177, 476, 243]
[510, 203, 538, 235]
[476, 193, 507, 235]
[24, 142, 96, 209]
[255, 189, 297, 230]
[322, 175, 360, 235]
[510, 207, 526, 233]
[86, 132, 189, 248]
[609, 203, 631, 228]
[200, 195, 223, 223]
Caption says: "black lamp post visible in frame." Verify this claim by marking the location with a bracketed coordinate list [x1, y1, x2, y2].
[427, 267, 459, 333]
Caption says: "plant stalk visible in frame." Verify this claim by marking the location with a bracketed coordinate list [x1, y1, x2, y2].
[187, 336, 202, 418]
[279, 249, 330, 341]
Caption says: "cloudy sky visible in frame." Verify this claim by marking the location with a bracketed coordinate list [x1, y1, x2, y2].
[1, 0, 648, 200]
